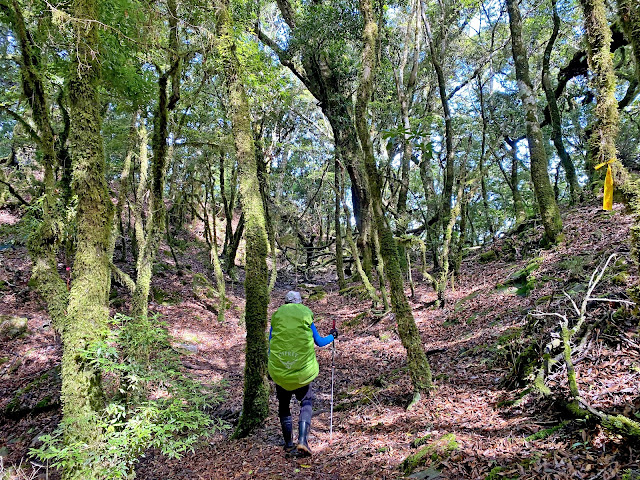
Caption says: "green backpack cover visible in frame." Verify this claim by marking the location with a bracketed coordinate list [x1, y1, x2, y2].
[268, 303, 319, 391]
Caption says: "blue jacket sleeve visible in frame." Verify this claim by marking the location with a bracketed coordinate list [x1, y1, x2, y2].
[311, 323, 334, 347]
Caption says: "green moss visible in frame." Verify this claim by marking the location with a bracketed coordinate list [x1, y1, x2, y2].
[485, 467, 513, 480]
[192, 272, 217, 300]
[479, 250, 498, 263]
[343, 311, 367, 328]
[557, 254, 596, 280]
[308, 290, 327, 301]
[525, 420, 569, 441]
[454, 290, 482, 312]
[535, 294, 554, 306]
[410, 434, 432, 448]
[622, 469, 640, 480]
[612, 272, 630, 286]
[533, 373, 551, 396]
[339, 284, 370, 300]
[496, 258, 542, 297]
[0, 315, 28, 339]
[602, 414, 640, 437]
[498, 327, 523, 345]
[5, 398, 19, 413]
[35, 395, 53, 409]
[400, 433, 459, 474]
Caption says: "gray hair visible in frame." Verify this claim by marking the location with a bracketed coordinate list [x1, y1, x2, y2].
[285, 291, 303, 304]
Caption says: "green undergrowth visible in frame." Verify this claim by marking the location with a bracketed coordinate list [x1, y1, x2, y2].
[31, 313, 229, 479]
[4, 367, 61, 416]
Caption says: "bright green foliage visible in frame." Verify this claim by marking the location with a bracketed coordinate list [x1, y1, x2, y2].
[31, 314, 228, 479]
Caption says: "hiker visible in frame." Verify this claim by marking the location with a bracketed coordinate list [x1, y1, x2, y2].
[268, 290, 338, 457]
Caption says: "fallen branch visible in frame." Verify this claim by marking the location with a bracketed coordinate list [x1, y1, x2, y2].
[530, 254, 640, 438]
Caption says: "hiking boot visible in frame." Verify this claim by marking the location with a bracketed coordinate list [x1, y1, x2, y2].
[280, 416, 295, 453]
[295, 421, 312, 457]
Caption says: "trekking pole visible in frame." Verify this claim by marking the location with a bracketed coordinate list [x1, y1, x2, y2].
[329, 317, 336, 443]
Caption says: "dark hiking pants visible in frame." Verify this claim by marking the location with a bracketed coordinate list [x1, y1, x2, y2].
[276, 382, 314, 424]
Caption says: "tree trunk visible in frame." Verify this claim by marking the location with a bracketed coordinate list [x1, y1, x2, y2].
[506, 0, 563, 245]
[618, 0, 640, 83]
[257, 5, 374, 279]
[542, 0, 581, 205]
[1, 0, 69, 328]
[579, 0, 619, 184]
[423, 14, 455, 235]
[477, 78, 495, 240]
[132, 60, 178, 318]
[356, 0, 432, 396]
[335, 159, 346, 290]
[215, 0, 270, 438]
[62, 0, 114, 475]
[505, 138, 528, 226]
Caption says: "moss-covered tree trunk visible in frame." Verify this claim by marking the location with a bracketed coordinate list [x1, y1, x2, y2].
[215, 0, 270, 437]
[356, 0, 432, 396]
[1, 0, 69, 327]
[132, 73, 179, 318]
[62, 0, 114, 476]
[506, 0, 563, 245]
[618, 0, 640, 83]
[424, 14, 455, 238]
[131, 0, 181, 319]
[328, 108, 374, 278]
[579, 0, 619, 184]
[477, 78, 495, 239]
[505, 139, 528, 226]
[542, 0, 581, 205]
[335, 159, 346, 290]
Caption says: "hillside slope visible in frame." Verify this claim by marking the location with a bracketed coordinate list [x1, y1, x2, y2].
[1, 202, 638, 479]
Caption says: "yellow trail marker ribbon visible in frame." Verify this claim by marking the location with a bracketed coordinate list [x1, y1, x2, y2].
[594, 159, 614, 210]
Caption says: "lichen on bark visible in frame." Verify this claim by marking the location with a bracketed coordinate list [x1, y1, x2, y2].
[506, 0, 563, 245]
[60, 0, 114, 476]
[214, 0, 270, 437]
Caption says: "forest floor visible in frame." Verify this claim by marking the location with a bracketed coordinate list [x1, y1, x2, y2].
[1, 201, 640, 479]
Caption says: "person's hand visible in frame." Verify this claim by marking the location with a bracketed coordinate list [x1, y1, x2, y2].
[329, 328, 338, 338]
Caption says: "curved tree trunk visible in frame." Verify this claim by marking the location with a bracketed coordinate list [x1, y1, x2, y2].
[506, 0, 563, 245]
[215, 0, 270, 438]
[356, 0, 432, 397]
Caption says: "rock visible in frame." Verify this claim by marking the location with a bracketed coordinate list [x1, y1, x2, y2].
[0, 315, 28, 339]
[408, 467, 441, 479]
[0, 446, 8, 458]
[177, 343, 199, 353]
